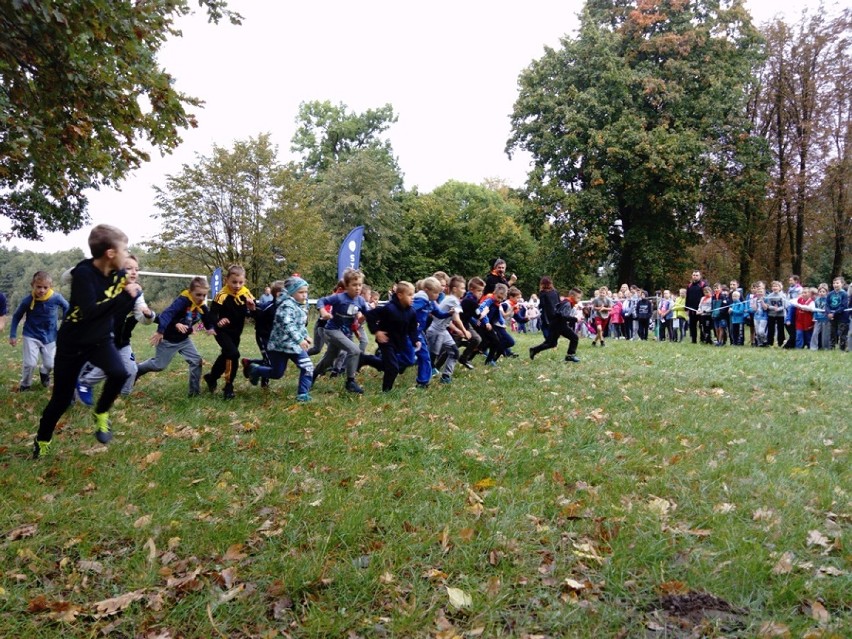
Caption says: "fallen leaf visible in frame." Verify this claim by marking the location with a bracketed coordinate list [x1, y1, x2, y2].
[77, 560, 103, 574]
[140, 538, 156, 564]
[657, 580, 688, 595]
[222, 543, 247, 562]
[91, 590, 146, 619]
[563, 578, 586, 591]
[806, 530, 831, 549]
[446, 586, 472, 609]
[458, 528, 475, 542]
[6, 523, 38, 540]
[218, 583, 245, 603]
[758, 621, 790, 638]
[714, 502, 736, 514]
[139, 451, 162, 469]
[220, 566, 238, 589]
[473, 478, 496, 490]
[646, 496, 675, 517]
[133, 515, 152, 529]
[772, 551, 795, 575]
[810, 600, 830, 624]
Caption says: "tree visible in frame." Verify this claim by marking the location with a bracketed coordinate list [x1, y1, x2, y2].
[753, 8, 850, 280]
[507, 0, 763, 288]
[0, 0, 241, 241]
[290, 100, 399, 176]
[386, 181, 538, 289]
[290, 100, 405, 290]
[309, 148, 404, 291]
[146, 134, 330, 291]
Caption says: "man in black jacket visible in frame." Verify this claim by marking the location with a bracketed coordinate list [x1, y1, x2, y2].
[686, 270, 707, 344]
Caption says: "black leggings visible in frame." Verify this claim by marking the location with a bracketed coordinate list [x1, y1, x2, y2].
[38, 341, 128, 442]
[210, 330, 242, 385]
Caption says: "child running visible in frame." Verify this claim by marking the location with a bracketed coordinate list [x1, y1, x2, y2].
[76, 254, 156, 404]
[33, 225, 141, 458]
[135, 276, 216, 397]
[359, 281, 420, 392]
[313, 269, 371, 394]
[528, 288, 581, 362]
[425, 275, 471, 384]
[9, 270, 69, 391]
[205, 265, 256, 400]
[245, 276, 314, 401]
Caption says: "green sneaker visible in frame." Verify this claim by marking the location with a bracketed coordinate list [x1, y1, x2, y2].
[32, 439, 51, 459]
[94, 412, 113, 444]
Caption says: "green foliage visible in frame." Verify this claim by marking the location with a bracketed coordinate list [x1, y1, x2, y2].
[291, 100, 399, 176]
[0, 0, 241, 241]
[309, 148, 403, 292]
[145, 134, 332, 293]
[508, 0, 764, 289]
[387, 181, 539, 291]
[0, 246, 84, 307]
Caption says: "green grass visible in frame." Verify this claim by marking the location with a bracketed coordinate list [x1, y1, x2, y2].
[1, 331, 849, 638]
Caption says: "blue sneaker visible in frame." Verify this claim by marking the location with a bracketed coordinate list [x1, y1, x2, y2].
[296, 393, 311, 402]
[77, 383, 94, 406]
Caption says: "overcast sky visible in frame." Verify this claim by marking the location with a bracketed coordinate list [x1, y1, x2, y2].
[3, 0, 830, 254]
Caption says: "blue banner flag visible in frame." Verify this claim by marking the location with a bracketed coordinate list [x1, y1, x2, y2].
[211, 267, 223, 298]
[337, 226, 365, 281]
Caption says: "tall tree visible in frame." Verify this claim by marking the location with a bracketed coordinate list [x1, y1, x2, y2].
[507, 0, 763, 288]
[290, 100, 399, 176]
[291, 100, 405, 289]
[309, 148, 403, 290]
[757, 7, 850, 279]
[387, 181, 538, 289]
[0, 0, 241, 241]
[146, 134, 330, 291]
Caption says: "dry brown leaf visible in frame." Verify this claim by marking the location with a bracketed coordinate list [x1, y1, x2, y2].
[220, 566, 238, 589]
[77, 560, 104, 574]
[91, 589, 146, 618]
[587, 408, 607, 424]
[217, 583, 245, 603]
[485, 576, 501, 597]
[657, 580, 688, 595]
[772, 551, 795, 575]
[47, 601, 81, 623]
[758, 621, 791, 638]
[222, 543, 247, 561]
[810, 601, 830, 624]
[458, 527, 475, 542]
[139, 451, 162, 470]
[6, 523, 38, 540]
[27, 595, 50, 613]
[806, 530, 831, 549]
[166, 567, 202, 591]
[133, 514, 152, 529]
[439, 526, 451, 554]
[563, 578, 586, 591]
[144, 537, 157, 563]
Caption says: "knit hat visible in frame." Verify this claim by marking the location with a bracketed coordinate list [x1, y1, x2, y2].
[285, 276, 308, 296]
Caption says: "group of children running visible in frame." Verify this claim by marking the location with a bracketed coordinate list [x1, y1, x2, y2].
[5, 225, 850, 459]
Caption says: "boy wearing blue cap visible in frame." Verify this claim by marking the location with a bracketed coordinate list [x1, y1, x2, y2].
[246, 276, 314, 401]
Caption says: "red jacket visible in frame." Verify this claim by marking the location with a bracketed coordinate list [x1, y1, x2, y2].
[794, 295, 814, 331]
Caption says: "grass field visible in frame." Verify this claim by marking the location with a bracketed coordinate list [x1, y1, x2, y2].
[0, 329, 849, 638]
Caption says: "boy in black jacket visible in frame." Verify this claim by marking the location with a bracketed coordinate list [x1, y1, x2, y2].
[135, 277, 216, 397]
[34, 225, 141, 458]
[359, 281, 420, 392]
